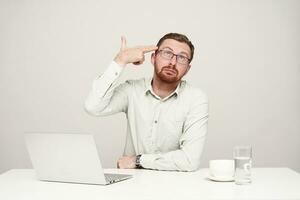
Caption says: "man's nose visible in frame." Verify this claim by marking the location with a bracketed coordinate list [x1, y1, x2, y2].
[169, 55, 177, 66]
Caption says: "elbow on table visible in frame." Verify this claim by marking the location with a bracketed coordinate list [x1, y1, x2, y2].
[185, 164, 200, 172]
[180, 160, 201, 172]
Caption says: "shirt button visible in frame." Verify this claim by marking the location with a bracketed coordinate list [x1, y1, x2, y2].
[115, 72, 118, 76]
[154, 120, 158, 123]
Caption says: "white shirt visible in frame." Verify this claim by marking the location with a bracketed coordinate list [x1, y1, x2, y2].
[85, 61, 209, 171]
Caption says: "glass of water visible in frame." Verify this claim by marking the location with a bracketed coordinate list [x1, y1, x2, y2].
[234, 146, 252, 185]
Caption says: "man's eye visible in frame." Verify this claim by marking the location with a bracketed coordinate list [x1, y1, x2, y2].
[178, 55, 187, 61]
[164, 51, 173, 56]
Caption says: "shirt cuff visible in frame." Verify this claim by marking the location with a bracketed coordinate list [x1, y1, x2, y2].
[101, 61, 124, 79]
[140, 154, 160, 168]
[92, 61, 124, 96]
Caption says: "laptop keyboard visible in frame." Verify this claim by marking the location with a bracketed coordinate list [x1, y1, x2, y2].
[104, 173, 130, 182]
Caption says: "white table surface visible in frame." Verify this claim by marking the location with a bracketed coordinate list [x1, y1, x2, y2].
[0, 168, 299, 200]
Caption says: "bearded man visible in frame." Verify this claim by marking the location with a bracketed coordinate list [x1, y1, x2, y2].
[85, 33, 208, 172]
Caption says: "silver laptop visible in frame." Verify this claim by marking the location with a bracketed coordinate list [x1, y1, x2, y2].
[25, 133, 132, 185]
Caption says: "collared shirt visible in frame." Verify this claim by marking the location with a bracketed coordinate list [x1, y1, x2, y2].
[85, 61, 209, 171]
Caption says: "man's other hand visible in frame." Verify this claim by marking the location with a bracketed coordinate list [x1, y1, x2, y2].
[117, 155, 136, 169]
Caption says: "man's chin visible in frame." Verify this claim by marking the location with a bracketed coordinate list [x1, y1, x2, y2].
[154, 64, 180, 83]
[158, 74, 179, 83]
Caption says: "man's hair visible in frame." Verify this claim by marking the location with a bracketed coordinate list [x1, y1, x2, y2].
[156, 33, 195, 62]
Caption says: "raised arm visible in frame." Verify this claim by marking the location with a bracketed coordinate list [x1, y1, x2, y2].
[84, 37, 158, 116]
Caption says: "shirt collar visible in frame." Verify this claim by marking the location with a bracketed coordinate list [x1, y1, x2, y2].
[144, 77, 186, 100]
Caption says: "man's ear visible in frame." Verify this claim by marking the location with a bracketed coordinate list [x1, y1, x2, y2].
[151, 53, 155, 65]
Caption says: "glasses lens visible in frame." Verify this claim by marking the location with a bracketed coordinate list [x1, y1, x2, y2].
[177, 55, 189, 65]
[161, 50, 173, 59]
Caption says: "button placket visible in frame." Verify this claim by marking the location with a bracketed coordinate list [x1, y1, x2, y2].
[150, 102, 161, 150]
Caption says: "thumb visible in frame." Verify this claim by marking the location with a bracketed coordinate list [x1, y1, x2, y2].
[120, 36, 127, 51]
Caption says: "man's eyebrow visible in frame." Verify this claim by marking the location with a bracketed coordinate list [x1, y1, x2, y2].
[161, 47, 173, 51]
[161, 46, 189, 57]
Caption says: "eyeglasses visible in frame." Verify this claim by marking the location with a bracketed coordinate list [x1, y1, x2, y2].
[156, 49, 191, 65]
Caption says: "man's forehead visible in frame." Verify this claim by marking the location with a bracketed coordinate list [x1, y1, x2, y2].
[159, 39, 191, 55]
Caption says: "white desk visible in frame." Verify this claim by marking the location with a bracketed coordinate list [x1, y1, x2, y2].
[0, 168, 299, 199]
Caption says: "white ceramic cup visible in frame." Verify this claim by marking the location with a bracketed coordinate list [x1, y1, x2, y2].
[209, 159, 235, 179]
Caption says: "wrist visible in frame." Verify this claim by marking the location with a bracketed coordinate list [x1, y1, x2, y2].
[135, 154, 143, 169]
[114, 54, 127, 67]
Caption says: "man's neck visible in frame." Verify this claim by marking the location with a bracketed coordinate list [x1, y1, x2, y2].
[152, 76, 180, 99]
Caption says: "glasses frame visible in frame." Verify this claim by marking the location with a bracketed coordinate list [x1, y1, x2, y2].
[156, 49, 191, 65]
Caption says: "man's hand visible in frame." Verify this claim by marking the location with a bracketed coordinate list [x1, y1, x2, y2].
[117, 155, 136, 169]
[114, 36, 158, 66]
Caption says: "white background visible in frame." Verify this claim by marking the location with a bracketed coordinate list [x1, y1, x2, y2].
[0, 0, 299, 173]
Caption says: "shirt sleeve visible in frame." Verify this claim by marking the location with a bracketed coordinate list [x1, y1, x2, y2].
[140, 92, 209, 172]
[84, 61, 129, 116]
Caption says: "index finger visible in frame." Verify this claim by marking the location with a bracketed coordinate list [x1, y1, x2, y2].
[138, 45, 158, 53]
[120, 36, 127, 51]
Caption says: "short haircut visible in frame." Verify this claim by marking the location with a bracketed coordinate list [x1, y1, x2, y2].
[156, 33, 195, 62]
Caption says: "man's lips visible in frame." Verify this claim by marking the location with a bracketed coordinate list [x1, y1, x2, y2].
[162, 68, 177, 76]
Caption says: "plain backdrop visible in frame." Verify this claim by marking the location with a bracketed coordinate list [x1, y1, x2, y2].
[0, 0, 299, 173]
